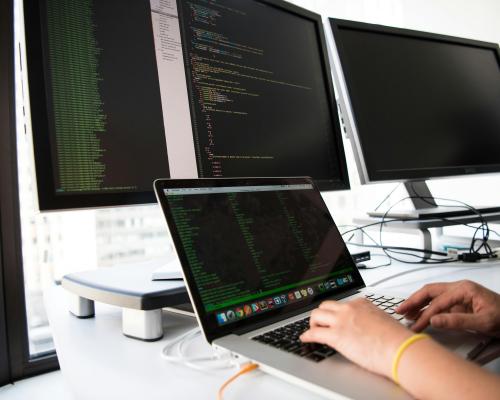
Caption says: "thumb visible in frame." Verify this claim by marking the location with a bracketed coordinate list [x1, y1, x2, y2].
[430, 313, 479, 331]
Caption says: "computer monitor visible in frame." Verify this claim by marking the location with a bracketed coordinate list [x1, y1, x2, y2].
[329, 19, 500, 216]
[23, 0, 349, 211]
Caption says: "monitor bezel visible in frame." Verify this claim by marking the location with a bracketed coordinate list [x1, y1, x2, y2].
[154, 177, 364, 344]
[177, 0, 350, 192]
[329, 18, 500, 184]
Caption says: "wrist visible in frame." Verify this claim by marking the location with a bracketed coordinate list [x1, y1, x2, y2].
[382, 329, 414, 379]
[391, 333, 430, 384]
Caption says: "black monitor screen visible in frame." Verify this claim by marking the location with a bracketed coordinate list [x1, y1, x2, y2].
[178, 0, 347, 187]
[27, 0, 171, 209]
[331, 19, 500, 182]
[24, 0, 349, 211]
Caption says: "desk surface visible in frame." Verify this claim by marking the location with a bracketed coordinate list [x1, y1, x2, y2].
[45, 260, 500, 400]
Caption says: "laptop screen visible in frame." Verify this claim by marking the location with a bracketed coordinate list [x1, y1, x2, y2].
[155, 178, 364, 342]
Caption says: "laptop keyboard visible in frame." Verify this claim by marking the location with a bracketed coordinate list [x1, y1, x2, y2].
[252, 293, 406, 362]
[252, 317, 335, 362]
[364, 293, 406, 320]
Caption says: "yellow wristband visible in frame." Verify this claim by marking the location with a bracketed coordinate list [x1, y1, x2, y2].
[392, 333, 429, 385]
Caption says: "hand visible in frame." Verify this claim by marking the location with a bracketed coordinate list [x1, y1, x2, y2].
[300, 298, 412, 378]
[396, 280, 500, 337]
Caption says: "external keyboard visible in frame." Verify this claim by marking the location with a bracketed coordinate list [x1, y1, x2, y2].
[252, 293, 406, 362]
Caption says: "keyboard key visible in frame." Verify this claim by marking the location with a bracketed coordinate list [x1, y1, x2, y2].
[298, 346, 314, 357]
[284, 343, 301, 353]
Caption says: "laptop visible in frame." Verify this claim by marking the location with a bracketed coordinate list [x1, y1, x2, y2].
[154, 177, 477, 400]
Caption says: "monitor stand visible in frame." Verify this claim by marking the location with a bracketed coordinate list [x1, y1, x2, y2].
[367, 181, 500, 220]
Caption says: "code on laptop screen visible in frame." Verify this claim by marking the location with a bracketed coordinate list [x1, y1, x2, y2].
[164, 184, 359, 328]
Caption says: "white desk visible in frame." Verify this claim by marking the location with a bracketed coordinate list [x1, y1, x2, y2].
[45, 260, 500, 400]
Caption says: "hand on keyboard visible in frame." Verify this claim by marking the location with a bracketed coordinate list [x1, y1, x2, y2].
[253, 318, 336, 362]
[396, 280, 500, 337]
[300, 297, 413, 378]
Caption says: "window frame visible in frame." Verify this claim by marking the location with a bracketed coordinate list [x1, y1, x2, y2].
[0, 0, 59, 385]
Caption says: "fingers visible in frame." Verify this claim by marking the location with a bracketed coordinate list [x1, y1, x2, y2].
[396, 282, 450, 315]
[410, 288, 467, 332]
[309, 308, 336, 328]
[430, 313, 480, 331]
[302, 305, 337, 345]
[318, 300, 342, 311]
[300, 327, 335, 345]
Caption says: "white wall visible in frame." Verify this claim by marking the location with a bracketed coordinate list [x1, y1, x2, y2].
[290, 0, 500, 43]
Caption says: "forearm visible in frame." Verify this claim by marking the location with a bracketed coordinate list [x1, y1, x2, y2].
[398, 338, 500, 400]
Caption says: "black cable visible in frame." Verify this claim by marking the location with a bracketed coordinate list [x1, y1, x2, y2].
[373, 183, 401, 212]
[341, 224, 393, 268]
[341, 221, 447, 263]
[341, 222, 454, 265]
[377, 194, 488, 263]
[378, 190, 494, 262]
[465, 224, 500, 239]
[340, 189, 498, 266]
[408, 182, 493, 258]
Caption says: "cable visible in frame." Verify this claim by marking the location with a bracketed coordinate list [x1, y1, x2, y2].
[338, 218, 500, 269]
[373, 183, 401, 212]
[362, 183, 495, 260]
[217, 363, 259, 400]
[161, 328, 238, 371]
[376, 190, 499, 263]
[465, 223, 500, 239]
[341, 224, 393, 268]
[408, 183, 494, 259]
[341, 217, 456, 264]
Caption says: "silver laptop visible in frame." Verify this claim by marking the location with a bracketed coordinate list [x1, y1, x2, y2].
[154, 177, 476, 400]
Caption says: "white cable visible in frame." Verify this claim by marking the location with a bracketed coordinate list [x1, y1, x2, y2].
[161, 327, 239, 371]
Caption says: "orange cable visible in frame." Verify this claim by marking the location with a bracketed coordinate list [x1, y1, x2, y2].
[217, 363, 259, 400]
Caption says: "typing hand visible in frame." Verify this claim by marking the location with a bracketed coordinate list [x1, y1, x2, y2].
[396, 280, 500, 337]
[300, 298, 412, 378]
